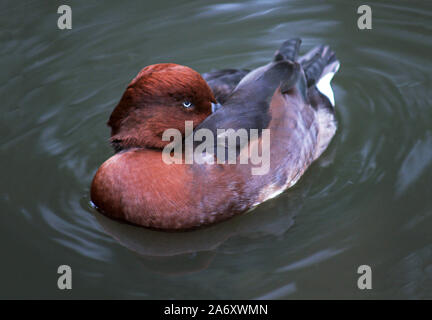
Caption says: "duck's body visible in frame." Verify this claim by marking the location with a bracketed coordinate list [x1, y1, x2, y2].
[91, 39, 339, 230]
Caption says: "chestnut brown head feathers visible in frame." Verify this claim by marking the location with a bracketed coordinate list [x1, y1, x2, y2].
[108, 63, 216, 151]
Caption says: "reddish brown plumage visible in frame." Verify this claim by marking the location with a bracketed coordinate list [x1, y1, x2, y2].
[91, 63, 250, 230]
[108, 63, 215, 150]
[91, 149, 249, 229]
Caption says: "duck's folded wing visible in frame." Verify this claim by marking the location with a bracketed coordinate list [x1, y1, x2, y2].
[195, 59, 303, 158]
[202, 69, 250, 104]
[196, 38, 339, 162]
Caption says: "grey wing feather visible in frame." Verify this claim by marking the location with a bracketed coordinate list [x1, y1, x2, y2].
[202, 69, 250, 104]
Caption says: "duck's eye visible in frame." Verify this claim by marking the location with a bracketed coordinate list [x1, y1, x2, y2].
[182, 101, 192, 108]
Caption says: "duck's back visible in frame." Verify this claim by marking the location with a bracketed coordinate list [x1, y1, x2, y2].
[194, 39, 339, 205]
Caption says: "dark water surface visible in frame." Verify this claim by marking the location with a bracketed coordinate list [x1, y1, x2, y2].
[1, 0, 431, 299]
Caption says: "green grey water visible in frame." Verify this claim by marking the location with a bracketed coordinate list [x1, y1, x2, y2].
[1, 0, 431, 299]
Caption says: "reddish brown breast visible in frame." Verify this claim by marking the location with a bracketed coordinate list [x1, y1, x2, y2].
[90, 149, 250, 230]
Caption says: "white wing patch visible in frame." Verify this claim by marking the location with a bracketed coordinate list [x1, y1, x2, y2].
[316, 61, 340, 107]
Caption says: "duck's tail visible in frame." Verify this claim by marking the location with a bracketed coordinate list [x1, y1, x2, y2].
[274, 39, 339, 160]
[274, 38, 301, 62]
[274, 39, 340, 107]
[299, 44, 340, 107]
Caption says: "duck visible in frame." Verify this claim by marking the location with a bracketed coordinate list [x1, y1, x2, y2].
[90, 38, 340, 230]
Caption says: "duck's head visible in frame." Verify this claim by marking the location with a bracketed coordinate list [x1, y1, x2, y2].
[108, 63, 216, 152]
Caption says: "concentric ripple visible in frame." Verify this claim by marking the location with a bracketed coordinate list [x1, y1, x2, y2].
[0, 0, 431, 299]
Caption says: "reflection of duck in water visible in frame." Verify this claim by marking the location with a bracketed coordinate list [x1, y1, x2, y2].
[93, 186, 306, 274]
[91, 38, 339, 230]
